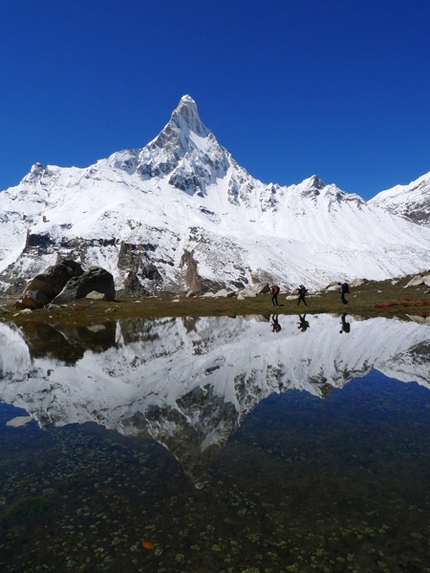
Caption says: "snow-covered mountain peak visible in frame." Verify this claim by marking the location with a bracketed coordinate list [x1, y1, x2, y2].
[131, 95, 230, 195]
[99, 95, 229, 197]
[292, 175, 327, 199]
[291, 175, 365, 209]
[303, 175, 326, 191]
[374, 171, 430, 202]
[148, 93, 212, 150]
[179, 94, 196, 105]
[370, 171, 430, 225]
[1, 96, 430, 298]
[21, 162, 46, 184]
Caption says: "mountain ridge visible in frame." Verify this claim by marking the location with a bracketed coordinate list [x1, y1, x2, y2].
[1, 95, 430, 297]
[370, 171, 430, 225]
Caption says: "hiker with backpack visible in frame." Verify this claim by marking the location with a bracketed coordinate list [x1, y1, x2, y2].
[297, 284, 308, 306]
[339, 282, 349, 305]
[271, 284, 280, 306]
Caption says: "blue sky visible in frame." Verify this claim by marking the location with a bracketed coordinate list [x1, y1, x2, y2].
[1, 0, 429, 200]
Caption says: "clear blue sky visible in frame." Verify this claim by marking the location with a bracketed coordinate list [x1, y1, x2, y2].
[1, 0, 430, 200]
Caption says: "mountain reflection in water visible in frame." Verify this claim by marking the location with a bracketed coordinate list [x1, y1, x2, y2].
[1, 314, 430, 572]
[1, 314, 430, 484]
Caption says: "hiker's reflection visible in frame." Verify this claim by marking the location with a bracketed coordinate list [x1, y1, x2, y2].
[297, 314, 310, 332]
[271, 314, 282, 333]
[339, 313, 351, 333]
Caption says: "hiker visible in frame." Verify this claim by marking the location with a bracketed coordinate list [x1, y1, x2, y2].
[271, 314, 282, 333]
[271, 284, 280, 306]
[297, 314, 310, 332]
[339, 312, 351, 333]
[339, 282, 349, 305]
[297, 284, 308, 306]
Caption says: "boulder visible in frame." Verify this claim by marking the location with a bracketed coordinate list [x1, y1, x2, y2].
[214, 289, 236, 298]
[18, 260, 84, 309]
[52, 267, 116, 304]
[214, 289, 229, 298]
[350, 278, 368, 287]
[404, 275, 427, 288]
[85, 291, 106, 300]
[238, 289, 257, 298]
[252, 282, 270, 294]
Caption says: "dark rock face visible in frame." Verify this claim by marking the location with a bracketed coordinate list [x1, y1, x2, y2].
[18, 260, 84, 309]
[52, 267, 116, 304]
[25, 232, 55, 252]
[180, 250, 202, 293]
[122, 272, 148, 297]
[116, 241, 163, 297]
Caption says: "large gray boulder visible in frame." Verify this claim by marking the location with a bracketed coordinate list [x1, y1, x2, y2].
[52, 267, 116, 304]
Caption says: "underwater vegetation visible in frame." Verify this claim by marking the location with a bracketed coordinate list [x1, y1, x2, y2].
[5, 497, 50, 518]
[1, 375, 430, 572]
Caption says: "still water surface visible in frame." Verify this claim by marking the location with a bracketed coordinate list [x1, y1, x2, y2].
[1, 313, 430, 572]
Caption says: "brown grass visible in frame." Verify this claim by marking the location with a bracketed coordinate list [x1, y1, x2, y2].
[1, 275, 429, 327]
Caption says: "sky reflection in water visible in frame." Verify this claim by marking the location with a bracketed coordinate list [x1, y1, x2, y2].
[1, 314, 430, 572]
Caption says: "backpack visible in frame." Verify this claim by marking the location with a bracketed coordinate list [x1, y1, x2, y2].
[342, 283, 350, 293]
[272, 285, 280, 295]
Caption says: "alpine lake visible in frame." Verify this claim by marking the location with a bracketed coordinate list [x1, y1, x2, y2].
[1, 288, 430, 573]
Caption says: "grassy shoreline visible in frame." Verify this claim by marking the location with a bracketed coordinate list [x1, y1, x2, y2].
[1, 275, 430, 327]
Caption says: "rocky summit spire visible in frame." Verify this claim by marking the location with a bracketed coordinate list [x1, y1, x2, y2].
[176, 94, 198, 112]
[169, 94, 210, 138]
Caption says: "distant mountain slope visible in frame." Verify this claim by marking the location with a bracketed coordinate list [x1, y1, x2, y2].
[1, 95, 430, 297]
[369, 172, 430, 225]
